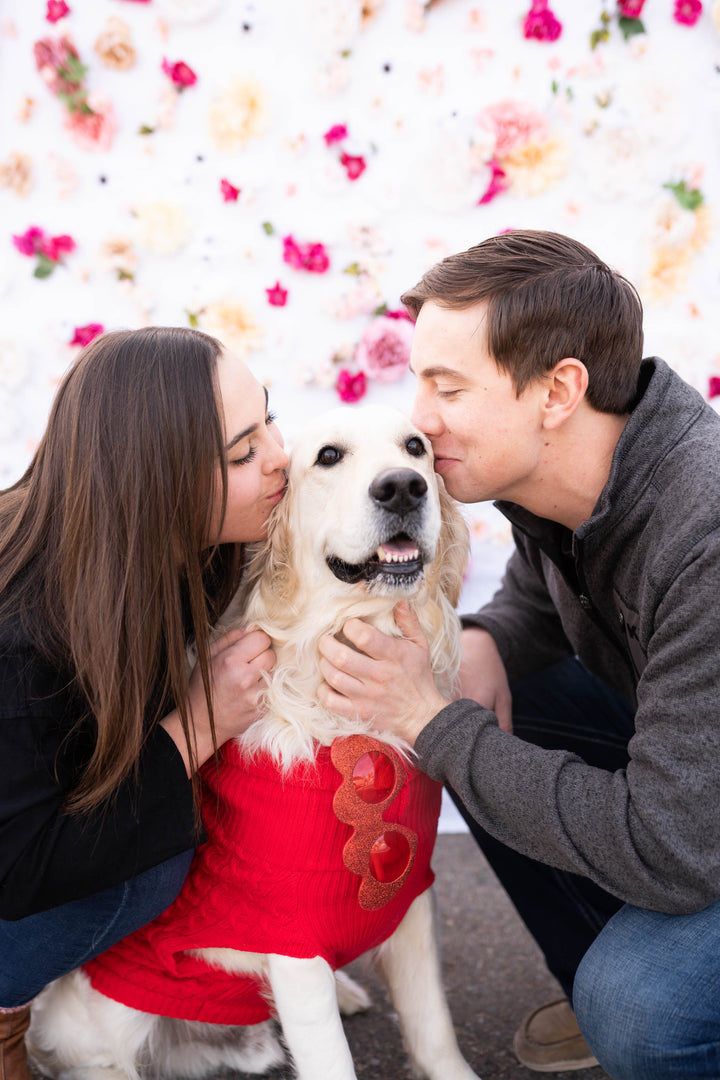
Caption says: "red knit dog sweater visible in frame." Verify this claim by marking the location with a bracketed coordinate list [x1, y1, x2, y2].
[83, 737, 442, 1025]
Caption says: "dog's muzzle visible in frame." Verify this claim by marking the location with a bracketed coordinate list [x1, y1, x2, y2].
[326, 469, 430, 590]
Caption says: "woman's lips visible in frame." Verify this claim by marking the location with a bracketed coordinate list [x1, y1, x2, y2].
[266, 485, 286, 504]
[432, 456, 457, 473]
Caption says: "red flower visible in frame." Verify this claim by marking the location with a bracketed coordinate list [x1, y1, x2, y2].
[617, 0, 645, 15]
[70, 323, 104, 347]
[522, 0, 562, 41]
[220, 178, 240, 202]
[478, 159, 510, 204]
[336, 369, 367, 403]
[40, 234, 76, 261]
[324, 123, 348, 146]
[709, 376, 720, 399]
[12, 226, 46, 256]
[266, 281, 288, 307]
[282, 235, 330, 274]
[383, 308, 413, 322]
[673, 0, 702, 24]
[161, 58, 197, 89]
[46, 0, 70, 22]
[340, 152, 366, 181]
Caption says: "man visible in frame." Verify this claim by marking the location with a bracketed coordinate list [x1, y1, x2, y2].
[318, 230, 720, 1078]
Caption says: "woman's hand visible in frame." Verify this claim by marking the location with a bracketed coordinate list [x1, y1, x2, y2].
[162, 626, 275, 775]
[317, 602, 450, 747]
[457, 627, 513, 732]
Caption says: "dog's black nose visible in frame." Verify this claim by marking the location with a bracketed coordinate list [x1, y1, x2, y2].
[369, 469, 427, 515]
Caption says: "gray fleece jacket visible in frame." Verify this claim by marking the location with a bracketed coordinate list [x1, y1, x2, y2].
[416, 357, 720, 915]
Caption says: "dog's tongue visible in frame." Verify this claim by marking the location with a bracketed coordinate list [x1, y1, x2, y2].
[377, 539, 419, 562]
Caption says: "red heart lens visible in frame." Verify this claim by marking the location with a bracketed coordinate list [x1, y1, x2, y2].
[352, 751, 396, 803]
[369, 831, 412, 883]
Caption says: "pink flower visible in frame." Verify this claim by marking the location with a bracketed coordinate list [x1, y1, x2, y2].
[522, 0, 562, 42]
[673, 0, 702, 24]
[266, 281, 288, 307]
[479, 159, 510, 204]
[220, 178, 241, 202]
[476, 99, 548, 159]
[336, 369, 367, 403]
[33, 36, 84, 98]
[340, 151, 367, 181]
[617, 0, 645, 15]
[383, 308, 413, 322]
[161, 58, 197, 89]
[12, 226, 46, 256]
[70, 323, 104, 347]
[355, 315, 414, 385]
[324, 123, 348, 146]
[709, 376, 720, 399]
[46, 0, 70, 23]
[63, 96, 116, 151]
[40, 233, 76, 261]
[282, 234, 330, 274]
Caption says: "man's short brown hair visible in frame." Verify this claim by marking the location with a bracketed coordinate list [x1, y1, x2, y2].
[401, 230, 644, 414]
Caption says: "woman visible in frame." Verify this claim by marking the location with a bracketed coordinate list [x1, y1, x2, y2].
[0, 327, 289, 1079]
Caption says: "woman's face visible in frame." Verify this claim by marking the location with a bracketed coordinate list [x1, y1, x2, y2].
[209, 351, 288, 545]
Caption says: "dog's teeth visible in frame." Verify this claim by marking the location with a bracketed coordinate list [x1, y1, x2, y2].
[376, 545, 419, 564]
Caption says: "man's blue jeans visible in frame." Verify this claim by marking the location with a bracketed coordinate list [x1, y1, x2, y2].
[450, 657, 720, 1078]
[0, 848, 193, 1006]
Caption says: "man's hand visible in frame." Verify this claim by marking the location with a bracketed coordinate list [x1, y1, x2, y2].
[457, 626, 513, 732]
[317, 602, 450, 747]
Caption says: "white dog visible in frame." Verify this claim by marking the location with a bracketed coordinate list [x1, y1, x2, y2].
[28, 405, 478, 1080]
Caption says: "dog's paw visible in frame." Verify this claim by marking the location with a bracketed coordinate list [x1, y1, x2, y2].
[334, 969, 372, 1016]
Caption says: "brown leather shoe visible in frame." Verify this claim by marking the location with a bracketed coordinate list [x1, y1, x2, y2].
[0, 1005, 32, 1080]
[513, 997, 599, 1073]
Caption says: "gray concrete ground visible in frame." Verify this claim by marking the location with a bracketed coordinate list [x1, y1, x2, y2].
[227, 833, 610, 1080]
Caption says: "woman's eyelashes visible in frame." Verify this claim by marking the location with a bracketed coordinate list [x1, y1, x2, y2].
[230, 411, 278, 466]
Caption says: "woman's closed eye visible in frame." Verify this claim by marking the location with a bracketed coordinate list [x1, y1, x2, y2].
[230, 410, 279, 466]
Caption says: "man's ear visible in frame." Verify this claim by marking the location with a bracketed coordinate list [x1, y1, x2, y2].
[541, 358, 588, 430]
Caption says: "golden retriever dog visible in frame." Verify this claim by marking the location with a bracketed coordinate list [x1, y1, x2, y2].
[28, 404, 478, 1080]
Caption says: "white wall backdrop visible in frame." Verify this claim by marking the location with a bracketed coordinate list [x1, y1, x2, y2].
[1, 0, 719, 663]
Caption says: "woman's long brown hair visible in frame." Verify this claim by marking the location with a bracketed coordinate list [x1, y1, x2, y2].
[0, 326, 244, 814]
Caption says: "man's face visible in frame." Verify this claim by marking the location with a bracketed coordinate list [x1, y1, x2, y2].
[410, 300, 546, 505]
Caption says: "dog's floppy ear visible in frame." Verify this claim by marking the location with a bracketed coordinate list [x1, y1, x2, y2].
[427, 481, 470, 608]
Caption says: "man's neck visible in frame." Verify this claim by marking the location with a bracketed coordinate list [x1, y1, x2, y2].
[519, 407, 629, 533]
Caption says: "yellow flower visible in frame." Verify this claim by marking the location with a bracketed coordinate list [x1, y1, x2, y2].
[501, 136, 570, 197]
[94, 18, 136, 71]
[0, 151, 32, 197]
[198, 299, 264, 358]
[134, 202, 190, 256]
[644, 248, 693, 302]
[208, 77, 268, 151]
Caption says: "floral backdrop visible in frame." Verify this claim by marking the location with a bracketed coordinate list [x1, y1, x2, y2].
[1, 0, 719, 627]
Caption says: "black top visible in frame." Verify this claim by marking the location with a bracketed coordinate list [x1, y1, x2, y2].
[0, 613, 199, 920]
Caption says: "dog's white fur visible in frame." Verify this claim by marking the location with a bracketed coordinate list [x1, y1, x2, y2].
[28, 405, 479, 1080]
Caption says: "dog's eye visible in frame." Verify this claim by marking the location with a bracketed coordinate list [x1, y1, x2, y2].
[316, 445, 344, 467]
[405, 437, 426, 458]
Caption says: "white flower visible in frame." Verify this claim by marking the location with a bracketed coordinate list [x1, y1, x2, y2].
[650, 194, 698, 250]
[208, 77, 268, 151]
[0, 338, 30, 391]
[156, 0, 226, 22]
[134, 202, 190, 256]
[305, 0, 361, 52]
[410, 128, 477, 213]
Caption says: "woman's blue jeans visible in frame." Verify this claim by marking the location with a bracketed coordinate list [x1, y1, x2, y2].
[0, 848, 193, 1006]
[450, 657, 720, 1079]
